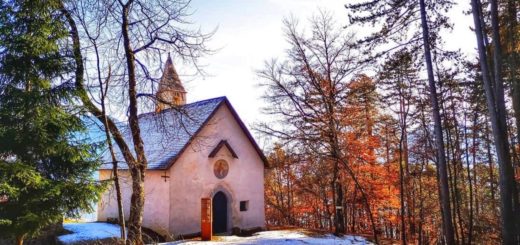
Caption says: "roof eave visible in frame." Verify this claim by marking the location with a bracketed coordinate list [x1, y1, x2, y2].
[221, 99, 269, 168]
[161, 97, 269, 169]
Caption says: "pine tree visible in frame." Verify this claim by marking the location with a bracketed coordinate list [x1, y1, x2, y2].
[378, 50, 419, 243]
[346, 1, 457, 243]
[470, 0, 520, 243]
[0, 1, 104, 244]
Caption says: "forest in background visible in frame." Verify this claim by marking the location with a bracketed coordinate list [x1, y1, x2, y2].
[261, 0, 519, 244]
[0, 0, 518, 244]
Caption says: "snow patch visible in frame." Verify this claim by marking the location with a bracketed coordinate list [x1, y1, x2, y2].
[163, 230, 372, 245]
[57, 223, 371, 245]
[58, 222, 123, 244]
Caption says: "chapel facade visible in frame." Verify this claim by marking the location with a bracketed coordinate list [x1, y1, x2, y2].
[97, 56, 267, 237]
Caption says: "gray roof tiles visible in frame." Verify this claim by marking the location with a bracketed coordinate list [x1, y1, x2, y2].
[100, 96, 226, 170]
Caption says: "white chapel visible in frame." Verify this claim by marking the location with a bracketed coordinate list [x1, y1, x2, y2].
[97, 55, 267, 237]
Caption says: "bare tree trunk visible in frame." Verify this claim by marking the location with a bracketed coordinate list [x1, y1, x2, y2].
[506, 0, 520, 161]
[99, 66, 126, 243]
[472, 112, 480, 219]
[444, 106, 464, 243]
[111, 151, 126, 241]
[88, 30, 127, 241]
[101, 83, 126, 242]
[60, 2, 144, 244]
[119, 2, 148, 244]
[418, 0, 455, 243]
[496, 0, 520, 239]
[16, 234, 24, 245]
[59, 5, 140, 240]
[403, 131, 415, 241]
[471, 0, 519, 243]
[444, 118, 460, 243]
[464, 110, 475, 245]
[398, 135, 407, 244]
[486, 121, 497, 215]
[333, 176, 345, 235]
[398, 90, 408, 244]
[331, 158, 345, 235]
[418, 158, 426, 245]
[339, 159, 379, 244]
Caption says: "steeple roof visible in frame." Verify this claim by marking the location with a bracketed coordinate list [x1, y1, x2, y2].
[159, 53, 185, 92]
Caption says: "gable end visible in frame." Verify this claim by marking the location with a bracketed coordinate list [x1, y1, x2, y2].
[163, 98, 269, 169]
[208, 140, 239, 158]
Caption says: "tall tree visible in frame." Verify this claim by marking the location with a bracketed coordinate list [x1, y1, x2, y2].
[59, 1, 213, 243]
[258, 12, 379, 242]
[470, 0, 520, 243]
[346, 1, 457, 243]
[379, 50, 418, 244]
[72, 1, 126, 238]
[502, 0, 520, 157]
[0, 1, 103, 244]
[418, 3, 456, 242]
[265, 144, 298, 226]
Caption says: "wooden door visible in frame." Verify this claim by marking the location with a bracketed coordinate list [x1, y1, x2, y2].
[212, 191, 227, 234]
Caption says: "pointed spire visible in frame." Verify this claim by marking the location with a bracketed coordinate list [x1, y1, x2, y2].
[156, 53, 187, 112]
[159, 53, 184, 92]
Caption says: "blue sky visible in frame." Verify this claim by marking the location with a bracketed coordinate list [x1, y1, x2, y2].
[178, 1, 354, 126]
[163, 0, 476, 144]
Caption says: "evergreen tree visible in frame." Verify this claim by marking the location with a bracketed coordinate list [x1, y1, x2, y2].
[346, 1, 457, 243]
[378, 49, 419, 243]
[471, 0, 520, 243]
[0, 1, 104, 244]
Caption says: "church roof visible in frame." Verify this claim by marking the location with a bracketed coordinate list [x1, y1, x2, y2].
[100, 96, 268, 170]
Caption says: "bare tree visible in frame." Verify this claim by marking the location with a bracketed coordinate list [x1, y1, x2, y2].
[59, 0, 213, 243]
[69, 1, 127, 240]
[257, 12, 379, 243]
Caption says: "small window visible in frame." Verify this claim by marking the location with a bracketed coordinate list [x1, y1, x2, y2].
[240, 201, 249, 212]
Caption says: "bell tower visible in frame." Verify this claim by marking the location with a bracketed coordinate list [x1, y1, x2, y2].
[155, 54, 186, 112]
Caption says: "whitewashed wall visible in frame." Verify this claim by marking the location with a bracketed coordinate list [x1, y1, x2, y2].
[98, 104, 265, 237]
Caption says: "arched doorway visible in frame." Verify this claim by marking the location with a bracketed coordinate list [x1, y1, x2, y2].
[212, 191, 228, 234]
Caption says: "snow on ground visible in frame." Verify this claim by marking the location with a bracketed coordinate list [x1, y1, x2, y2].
[164, 230, 373, 245]
[58, 222, 123, 244]
[58, 222, 372, 245]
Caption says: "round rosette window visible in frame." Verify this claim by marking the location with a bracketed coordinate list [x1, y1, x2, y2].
[213, 159, 229, 179]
